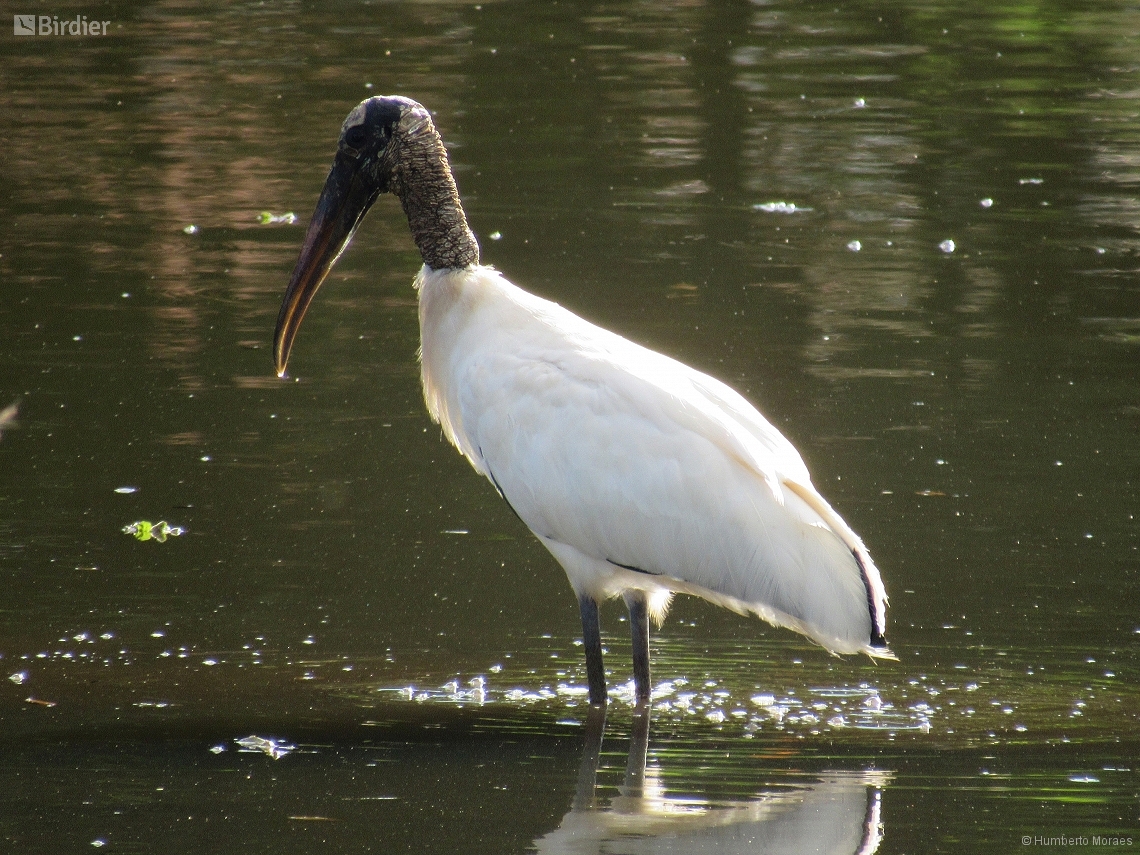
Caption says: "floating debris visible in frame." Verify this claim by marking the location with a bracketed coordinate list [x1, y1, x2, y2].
[122, 520, 185, 543]
[257, 211, 297, 225]
[753, 201, 812, 214]
[9, 671, 28, 685]
[235, 735, 295, 759]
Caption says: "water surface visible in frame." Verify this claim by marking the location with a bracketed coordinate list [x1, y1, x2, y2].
[1, 0, 1136, 851]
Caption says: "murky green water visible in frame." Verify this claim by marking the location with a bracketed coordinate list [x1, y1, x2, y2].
[1, 0, 1137, 851]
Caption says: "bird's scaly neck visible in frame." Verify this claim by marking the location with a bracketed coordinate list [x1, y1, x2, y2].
[392, 116, 480, 271]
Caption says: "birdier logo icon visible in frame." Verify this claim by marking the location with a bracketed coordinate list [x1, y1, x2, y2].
[13, 14, 35, 35]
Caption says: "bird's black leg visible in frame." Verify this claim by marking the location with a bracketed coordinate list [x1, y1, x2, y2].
[624, 591, 651, 705]
[579, 594, 607, 706]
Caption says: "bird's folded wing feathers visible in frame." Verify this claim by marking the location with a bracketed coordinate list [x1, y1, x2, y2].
[418, 268, 883, 652]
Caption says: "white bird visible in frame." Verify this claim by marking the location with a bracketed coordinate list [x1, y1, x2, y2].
[273, 96, 892, 707]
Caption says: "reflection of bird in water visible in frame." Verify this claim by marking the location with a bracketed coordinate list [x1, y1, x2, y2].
[534, 708, 889, 855]
[274, 96, 892, 707]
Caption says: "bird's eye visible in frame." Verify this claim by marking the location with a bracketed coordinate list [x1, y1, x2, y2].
[342, 126, 368, 153]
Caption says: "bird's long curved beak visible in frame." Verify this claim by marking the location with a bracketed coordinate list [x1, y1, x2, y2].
[273, 153, 382, 377]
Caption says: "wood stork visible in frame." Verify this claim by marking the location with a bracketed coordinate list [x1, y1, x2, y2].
[273, 96, 892, 707]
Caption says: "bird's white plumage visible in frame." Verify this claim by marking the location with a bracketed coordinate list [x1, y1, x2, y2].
[416, 264, 889, 658]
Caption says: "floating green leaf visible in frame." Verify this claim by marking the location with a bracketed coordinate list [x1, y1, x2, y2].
[257, 211, 297, 225]
[122, 520, 185, 543]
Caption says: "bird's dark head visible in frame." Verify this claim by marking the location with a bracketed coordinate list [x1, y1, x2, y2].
[273, 96, 436, 377]
[335, 95, 434, 194]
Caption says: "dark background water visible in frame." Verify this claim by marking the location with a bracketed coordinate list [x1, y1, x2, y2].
[1, 1, 1136, 851]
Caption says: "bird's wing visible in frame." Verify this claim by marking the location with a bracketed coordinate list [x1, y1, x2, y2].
[686, 365, 889, 644]
[430, 277, 881, 652]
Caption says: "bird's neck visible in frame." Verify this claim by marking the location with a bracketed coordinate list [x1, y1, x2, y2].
[393, 118, 480, 271]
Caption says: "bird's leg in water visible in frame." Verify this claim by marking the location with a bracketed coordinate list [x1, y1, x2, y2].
[579, 594, 607, 705]
[625, 591, 651, 705]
